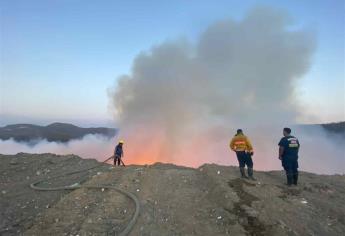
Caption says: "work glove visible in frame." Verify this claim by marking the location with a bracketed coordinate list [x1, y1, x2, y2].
[246, 151, 254, 156]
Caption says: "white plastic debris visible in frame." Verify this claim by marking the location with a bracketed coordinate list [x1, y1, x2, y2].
[217, 170, 221, 175]
[217, 216, 222, 220]
[97, 172, 102, 175]
[101, 188, 105, 192]
[301, 200, 308, 204]
[136, 189, 140, 192]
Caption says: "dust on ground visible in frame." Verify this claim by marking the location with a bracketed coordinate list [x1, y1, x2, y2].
[1, 153, 344, 235]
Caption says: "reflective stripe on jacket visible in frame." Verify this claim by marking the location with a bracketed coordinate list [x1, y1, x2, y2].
[230, 134, 253, 152]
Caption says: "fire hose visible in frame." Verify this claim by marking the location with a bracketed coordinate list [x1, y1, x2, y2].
[29, 157, 139, 236]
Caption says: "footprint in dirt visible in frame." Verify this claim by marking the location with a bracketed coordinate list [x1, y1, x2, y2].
[228, 178, 271, 236]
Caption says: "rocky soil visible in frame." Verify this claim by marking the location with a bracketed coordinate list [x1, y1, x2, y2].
[1, 153, 344, 235]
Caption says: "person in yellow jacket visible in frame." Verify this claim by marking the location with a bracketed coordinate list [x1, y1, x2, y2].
[230, 129, 255, 179]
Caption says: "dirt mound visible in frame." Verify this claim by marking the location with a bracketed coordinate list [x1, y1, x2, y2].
[1, 153, 344, 235]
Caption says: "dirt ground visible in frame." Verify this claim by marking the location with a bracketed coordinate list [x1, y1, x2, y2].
[1, 153, 345, 235]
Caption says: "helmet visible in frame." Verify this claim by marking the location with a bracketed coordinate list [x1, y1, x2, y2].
[237, 129, 243, 134]
[119, 140, 124, 144]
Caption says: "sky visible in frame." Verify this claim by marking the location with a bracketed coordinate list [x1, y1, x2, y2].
[0, 0, 344, 127]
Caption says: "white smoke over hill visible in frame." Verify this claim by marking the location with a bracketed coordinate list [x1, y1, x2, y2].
[1, 7, 343, 174]
[0, 127, 344, 174]
[0, 135, 116, 162]
[108, 6, 333, 169]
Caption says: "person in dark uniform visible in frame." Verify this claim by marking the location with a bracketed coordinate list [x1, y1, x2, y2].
[114, 140, 124, 166]
[278, 128, 300, 186]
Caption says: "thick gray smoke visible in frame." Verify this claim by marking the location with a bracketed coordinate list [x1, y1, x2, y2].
[109, 7, 343, 173]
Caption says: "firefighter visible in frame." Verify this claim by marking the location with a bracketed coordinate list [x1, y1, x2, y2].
[278, 128, 300, 186]
[114, 140, 124, 166]
[230, 129, 255, 179]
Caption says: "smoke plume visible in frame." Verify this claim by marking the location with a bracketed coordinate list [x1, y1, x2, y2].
[107, 8, 320, 166]
[108, 6, 323, 169]
[1, 7, 342, 174]
[0, 135, 116, 163]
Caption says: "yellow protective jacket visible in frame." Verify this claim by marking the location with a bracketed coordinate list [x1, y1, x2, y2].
[230, 134, 253, 152]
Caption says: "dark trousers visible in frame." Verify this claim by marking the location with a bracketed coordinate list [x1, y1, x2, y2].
[236, 151, 253, 168]
[114, 155, 121, 166]
[282, 156, 298, 175]
[282, 156, 299, 185]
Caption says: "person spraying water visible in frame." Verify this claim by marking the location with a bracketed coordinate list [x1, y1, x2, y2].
[114, 140, 125, 166]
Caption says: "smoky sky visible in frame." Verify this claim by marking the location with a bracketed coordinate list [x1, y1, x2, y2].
[112, 7, 315, 125]
[2, 7, 343, 174]
[108, 6, 316, 164]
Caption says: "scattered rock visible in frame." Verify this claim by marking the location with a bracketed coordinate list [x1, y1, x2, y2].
[300, 199, 308, 204]
[2, 154, 345, 236]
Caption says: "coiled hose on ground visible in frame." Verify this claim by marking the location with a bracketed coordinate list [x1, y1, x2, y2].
[29, 158, 140, 236]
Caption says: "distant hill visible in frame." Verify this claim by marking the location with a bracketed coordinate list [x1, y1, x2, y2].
[299, 121, 345, 138]
[321, 121, 345, 136]
[1, 121, 343, 144]
[0, 122, 117, 143]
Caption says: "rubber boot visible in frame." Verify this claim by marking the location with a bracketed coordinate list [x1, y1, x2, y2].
[293, 173, 298, 185]
[240, 167, 248, 178]
[286, 174, 293, 186]
[248, 168, 256, 180]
